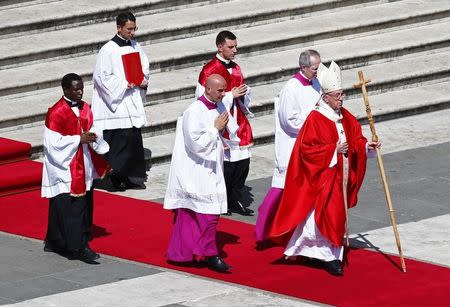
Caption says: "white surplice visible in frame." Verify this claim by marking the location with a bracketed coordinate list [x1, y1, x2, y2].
[194, 54, 252, 162]
[91, 39, 150, 132]
[41, 106, 110, 198]
[164, 98, 228, 214]
[272, 74, 321, 188]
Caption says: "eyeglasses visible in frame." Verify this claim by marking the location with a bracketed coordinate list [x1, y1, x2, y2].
[326, 91, 345, 99]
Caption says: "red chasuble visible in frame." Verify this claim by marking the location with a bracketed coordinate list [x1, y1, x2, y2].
[268, 108, 368, 246]
[198, 57, 253, 147]
[45, 98, 110, 196]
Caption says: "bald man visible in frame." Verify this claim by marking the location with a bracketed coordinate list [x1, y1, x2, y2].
[164, 74, 232, 273]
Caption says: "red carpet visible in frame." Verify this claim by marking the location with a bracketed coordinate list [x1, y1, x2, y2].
[0, 137, 31, 164]
[0, 138, 42, 196]
[1, 189, 449, 306]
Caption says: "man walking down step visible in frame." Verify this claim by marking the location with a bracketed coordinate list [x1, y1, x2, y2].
[164, 74, 231, 273]
[195, 30, 254, 216]
[92, 11, 149, 191]
[269, 62, 380, 276]
[255, 50, 321, 242]
[42, 73, 110, 264]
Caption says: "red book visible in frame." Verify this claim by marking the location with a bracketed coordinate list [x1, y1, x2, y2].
[122, 52, 144, 85]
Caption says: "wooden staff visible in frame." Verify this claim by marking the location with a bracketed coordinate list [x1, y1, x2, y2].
[353, 70, 406, 272]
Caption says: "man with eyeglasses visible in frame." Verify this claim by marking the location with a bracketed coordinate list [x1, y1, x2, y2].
[268, 61, 380, 276]
[256, 49, 322, 242]
[92, 11, 149, 191]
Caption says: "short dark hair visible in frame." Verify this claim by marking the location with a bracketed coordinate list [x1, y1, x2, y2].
[61, 73, 82, 89]
[116, 11, 136, 27]
[216, 30, 237, 46]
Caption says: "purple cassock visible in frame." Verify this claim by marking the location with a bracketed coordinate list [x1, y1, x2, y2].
[255, 187, 283, 241]
[167, 208, 219, 262]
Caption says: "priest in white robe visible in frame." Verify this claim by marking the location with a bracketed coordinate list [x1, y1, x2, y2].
[91, 11, 149, 191]
[42, 73, 110, 264]
[255, 50, 322, 242]
[164, 74, 232, 273]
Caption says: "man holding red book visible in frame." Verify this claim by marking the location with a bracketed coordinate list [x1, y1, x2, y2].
[92, 11, 149, 191]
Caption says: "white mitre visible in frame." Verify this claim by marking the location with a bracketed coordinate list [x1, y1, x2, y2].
[317, 61, 342, 93]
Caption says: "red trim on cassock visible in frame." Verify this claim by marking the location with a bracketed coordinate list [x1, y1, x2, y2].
[268, 108, 367, 246]
[45, 98, 111, 196]
[198, 57, 254, 147]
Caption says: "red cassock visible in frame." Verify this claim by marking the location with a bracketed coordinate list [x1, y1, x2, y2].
[268, 108, 368, 246]
[45, 98, 110, 196]
[198, 57, 253, 147]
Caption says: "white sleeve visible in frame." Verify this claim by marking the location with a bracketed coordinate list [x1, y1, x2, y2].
[182, 109, 220, 162]
[89, 127, 110, 155]
[137, 43, 150, 81]
[93, 48, 128, 112]
[44, 127, 80, 169]
[278, 85, 312, 136]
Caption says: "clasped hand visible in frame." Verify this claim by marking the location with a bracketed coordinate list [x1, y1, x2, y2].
[214, 112, 229, 132]
[80, 132, 97, 144]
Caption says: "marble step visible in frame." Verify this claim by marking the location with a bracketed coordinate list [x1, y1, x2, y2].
[1, 19, 449, 131]
[2, 79, 449, 163]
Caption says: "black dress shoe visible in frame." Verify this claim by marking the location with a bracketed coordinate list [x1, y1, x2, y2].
[43, 242, 64, 254]
[125, 180, 146, 190]
[110, 174, 127, 191]
[207, 256, 231, 273]
[230, 204, 254, 216]
[323, 260, 343, 276]
[71, 247, 100, 264]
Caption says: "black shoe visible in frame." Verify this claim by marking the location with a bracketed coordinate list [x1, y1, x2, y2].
[43, 242, 64, 254]
[323, 260, 343, 276]
[230, 202, 254, 216]
[207, 256, 231, 273]
[110, 173, 127, 191]
[71, 247, 100, 264]
[125, 180, 146, 190]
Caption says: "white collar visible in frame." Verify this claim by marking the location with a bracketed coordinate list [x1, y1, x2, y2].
[216, 53, 230, 64]
[315, 100, 342, 122]
[299, 71, 312, 81]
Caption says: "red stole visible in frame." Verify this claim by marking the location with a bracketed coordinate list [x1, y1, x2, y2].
[198, 57, 254, 147]
[45, 98, 110, 196]
[268, 108, 367, 246]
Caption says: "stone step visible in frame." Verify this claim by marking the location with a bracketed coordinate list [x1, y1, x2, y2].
[2, 79, 449, 163]
[1, 20, 449, 130]
[144, 80, 450, 164]
[0, 0, 437, 70]
[0, 0, 223, 39]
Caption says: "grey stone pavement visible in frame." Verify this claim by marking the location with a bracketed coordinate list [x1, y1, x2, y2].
[1, 109, 449, 306]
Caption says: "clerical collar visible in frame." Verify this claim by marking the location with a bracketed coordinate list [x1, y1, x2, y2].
[198, 95, 217, 110]
[63, 96, 83, 108]
[112, 34, 132, 47]
[316, 100, 342, 122]
[216, 53, 234, 69]
[294, 72, 313, 86]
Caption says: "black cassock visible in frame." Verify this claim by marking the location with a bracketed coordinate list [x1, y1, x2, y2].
[103, 126, 146, 182]
[46, 190, 93, 252]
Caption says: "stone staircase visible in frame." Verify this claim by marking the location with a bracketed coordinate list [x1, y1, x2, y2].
[1, 0, 449, 165]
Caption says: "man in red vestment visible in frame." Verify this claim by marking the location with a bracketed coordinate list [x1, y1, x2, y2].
[195, 30, 254, 216]
[42, 73, 110, 264]
[268, 62, 380, 275]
